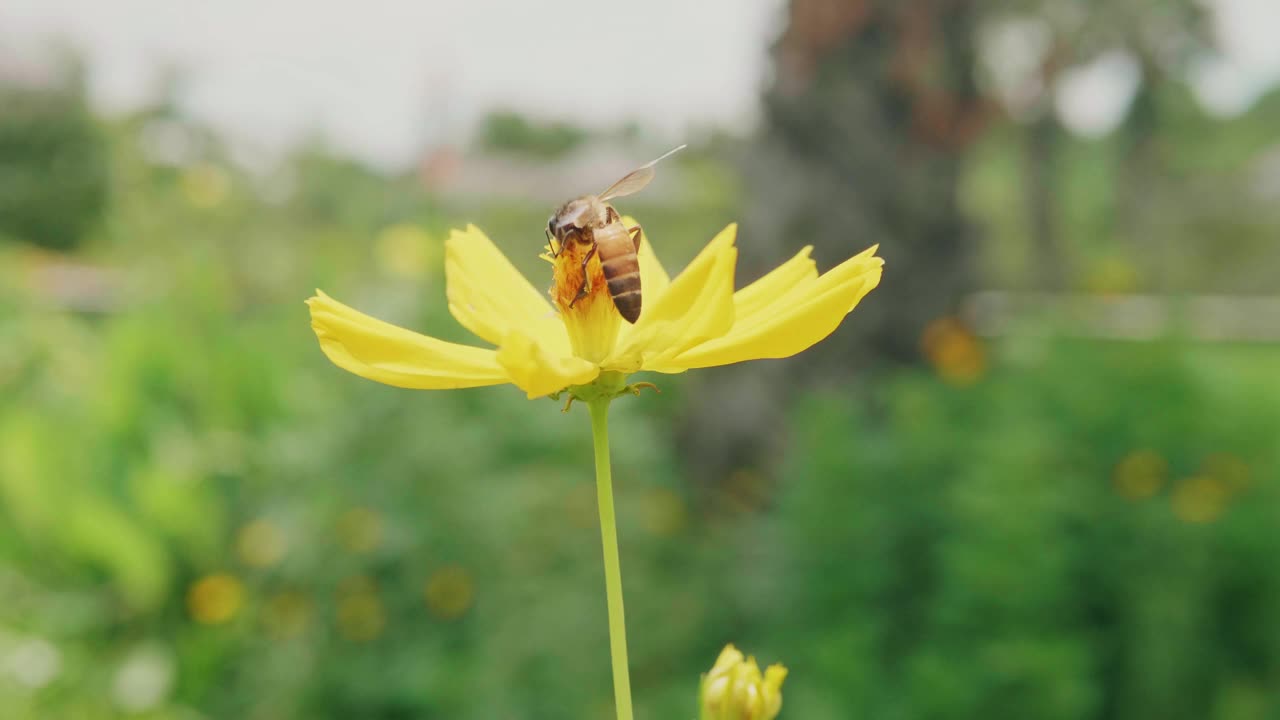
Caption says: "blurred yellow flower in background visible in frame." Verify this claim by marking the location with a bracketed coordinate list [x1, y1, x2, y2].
[1113, 449, 1168, 501]
[1085, 255, 1140, 296]
[308, 224, 882, 399]
[187, 573, 243, 624]
[336, 576, 385, 642]
[921, 316, 985, 386]
[1171, 475, 1230, 524]
[424, 565, 475, 621]
[700, 644, 787, 720]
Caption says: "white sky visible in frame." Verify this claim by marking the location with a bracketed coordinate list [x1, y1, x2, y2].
[2, 0, 1278, 167]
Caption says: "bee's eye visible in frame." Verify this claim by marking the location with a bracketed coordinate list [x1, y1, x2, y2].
[547, 218, 557, 237]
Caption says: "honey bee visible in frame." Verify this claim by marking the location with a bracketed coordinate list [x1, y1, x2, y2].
[547, 145, 685, 324]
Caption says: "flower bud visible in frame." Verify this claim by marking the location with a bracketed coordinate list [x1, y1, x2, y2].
[700, 644, 788, 720]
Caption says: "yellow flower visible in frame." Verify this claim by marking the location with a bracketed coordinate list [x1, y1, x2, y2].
[307, 223, 882, 399]
[700, 644, 787, 720]
[187, 573, 244, 625]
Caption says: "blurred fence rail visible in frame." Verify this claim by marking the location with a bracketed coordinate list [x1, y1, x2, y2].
[968, 291, 1280, 342]
[8, 254, 130, 312]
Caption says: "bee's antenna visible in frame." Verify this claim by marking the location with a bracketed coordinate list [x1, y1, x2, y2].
[643, 144, 687, 169]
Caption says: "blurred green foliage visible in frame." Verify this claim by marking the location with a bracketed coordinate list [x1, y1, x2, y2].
[0, 76, 109, 251]
[965, 84, 1280, 294]
[771, 339, 1280, 720]
[1, 58, 1280, 720]
[478, 110, 589, 159]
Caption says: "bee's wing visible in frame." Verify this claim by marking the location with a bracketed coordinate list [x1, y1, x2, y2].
[598, 166, 655, 202]
[598, 144, 687, 201]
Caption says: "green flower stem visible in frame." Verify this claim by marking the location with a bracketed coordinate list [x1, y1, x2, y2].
[588, 397, 634, 720]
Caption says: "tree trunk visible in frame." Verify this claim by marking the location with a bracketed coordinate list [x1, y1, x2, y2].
[679, 0, 984, 494]
[1024, 112, 1065, 290]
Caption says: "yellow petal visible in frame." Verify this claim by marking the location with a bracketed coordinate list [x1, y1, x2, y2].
[733, 246, 817, 323]
[609, 224, 738, 372]
[762, 664, 788, 718]
[670, 246, 883, 369]
[708, 644, 745, 678]
[497, 330, 599, 399]
[642, 246, 737, 370]
[308, 291, 508, 389]
[445, 225, 569, 356]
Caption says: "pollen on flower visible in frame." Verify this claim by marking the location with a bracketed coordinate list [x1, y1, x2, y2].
[550, 241, 621, 364]
[551, 241, 606, 310]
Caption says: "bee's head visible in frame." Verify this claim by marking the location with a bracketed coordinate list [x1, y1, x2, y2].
[549, 196, 607, 244]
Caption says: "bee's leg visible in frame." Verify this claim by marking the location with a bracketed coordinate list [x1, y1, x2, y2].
[546, 228, 560, 258]
[626, 224, 644, 252]
[568, 244, 597, 308]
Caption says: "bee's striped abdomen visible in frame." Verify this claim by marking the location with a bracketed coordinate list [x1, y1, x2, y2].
[594, 221, 642, 323]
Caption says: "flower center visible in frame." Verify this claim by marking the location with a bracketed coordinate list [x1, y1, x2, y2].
[550, 239, 621, 364]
